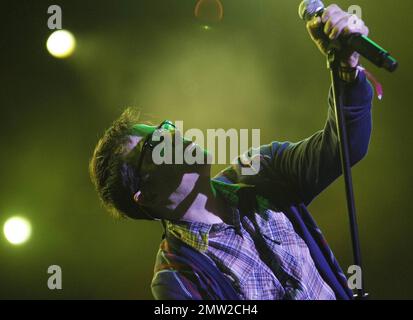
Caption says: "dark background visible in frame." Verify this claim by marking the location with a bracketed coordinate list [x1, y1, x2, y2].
[0, 0, 411, 299]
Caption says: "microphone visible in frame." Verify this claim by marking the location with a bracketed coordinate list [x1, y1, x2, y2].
[298, 0, 398, 72]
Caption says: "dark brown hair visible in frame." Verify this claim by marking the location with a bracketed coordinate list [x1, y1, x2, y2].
[89, 108, 147, 220]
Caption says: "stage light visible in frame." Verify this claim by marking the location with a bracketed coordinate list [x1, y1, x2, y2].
[3, 216, 32, 245]
[46, 29, 76, 59]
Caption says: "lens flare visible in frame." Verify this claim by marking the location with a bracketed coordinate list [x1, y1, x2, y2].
[194, 0, 224, 24]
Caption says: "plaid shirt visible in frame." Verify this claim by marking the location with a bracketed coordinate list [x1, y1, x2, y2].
[165, 207, 336, 300]
[152, 71, 373, 300]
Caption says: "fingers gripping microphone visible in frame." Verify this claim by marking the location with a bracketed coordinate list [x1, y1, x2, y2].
[299, 0, 398, 72]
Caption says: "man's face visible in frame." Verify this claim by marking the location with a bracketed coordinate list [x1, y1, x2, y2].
[126, 122, 211, 214]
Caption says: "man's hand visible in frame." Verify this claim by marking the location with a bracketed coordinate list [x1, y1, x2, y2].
[306, 4, 369, 68]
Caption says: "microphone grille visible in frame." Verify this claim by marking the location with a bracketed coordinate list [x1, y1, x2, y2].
[298, 0, 325, 21]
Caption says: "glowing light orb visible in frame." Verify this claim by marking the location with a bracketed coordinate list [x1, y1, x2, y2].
[46, 30, 76, 58]
[3, 216, 32, 245]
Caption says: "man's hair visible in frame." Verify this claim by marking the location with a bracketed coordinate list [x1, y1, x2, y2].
[89, 108, 147, 220]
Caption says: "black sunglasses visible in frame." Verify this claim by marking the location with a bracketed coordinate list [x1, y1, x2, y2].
[133, 120, 176, 221]
[135, 120, 176, 186]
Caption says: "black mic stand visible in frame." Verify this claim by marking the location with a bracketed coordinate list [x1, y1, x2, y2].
[327, 46, 369, 300]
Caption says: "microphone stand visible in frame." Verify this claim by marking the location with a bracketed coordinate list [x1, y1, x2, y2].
[327, 47, 369, 300]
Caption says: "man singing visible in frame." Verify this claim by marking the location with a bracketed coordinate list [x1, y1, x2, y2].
[89, 4, 373, 300]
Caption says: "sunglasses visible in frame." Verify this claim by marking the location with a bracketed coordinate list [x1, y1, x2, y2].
[135, 120, 176, 180]
[132, 120, 176, 221]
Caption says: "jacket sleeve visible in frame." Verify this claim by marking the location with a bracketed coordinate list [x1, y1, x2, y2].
[151, 270, 203, 300]
[235, 71, 373, 206]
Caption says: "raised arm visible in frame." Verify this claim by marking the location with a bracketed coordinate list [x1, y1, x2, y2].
[216, 4, 374, 205]
[261, 71, 373, 205]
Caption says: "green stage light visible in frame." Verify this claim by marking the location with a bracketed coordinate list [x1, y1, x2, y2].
[3, 216, 32, 245]
[46, 29, 76, 59]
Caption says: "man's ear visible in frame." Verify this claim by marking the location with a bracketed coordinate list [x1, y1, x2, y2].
[133, 191, 143, 204]
[133, 190, 157, 204]
[132, 190, 160, 221]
